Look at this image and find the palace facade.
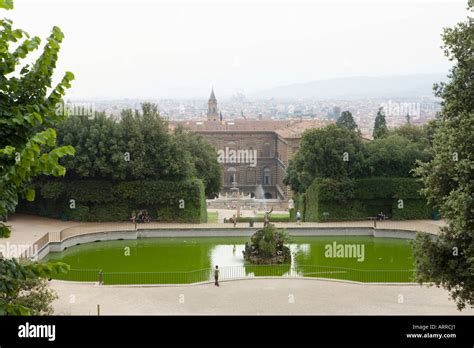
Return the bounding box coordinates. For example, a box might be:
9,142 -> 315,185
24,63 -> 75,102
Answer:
172,89 -> 330,201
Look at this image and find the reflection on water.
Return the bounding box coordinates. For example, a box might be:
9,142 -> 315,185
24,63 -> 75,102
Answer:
209,244 -> 245,267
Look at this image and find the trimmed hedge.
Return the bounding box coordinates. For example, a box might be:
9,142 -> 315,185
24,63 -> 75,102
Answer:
17,179 -> 207,223
289,194 -> 306,222
304,177 -> 434,222
391,199 -> 432,220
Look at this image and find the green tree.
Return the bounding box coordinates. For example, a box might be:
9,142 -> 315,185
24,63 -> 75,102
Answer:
118,104 -> 194,181
0,1 -> 72,315
283,157 -> 306,194
0,2 -> 75,237
55,104 -> 198,182
10,278 -> 58,315
284,124 -> 365,193
0,258 -> 68,315
373,107 -> 388,139
174,126 -> 223,197
365,134 -> 431,177
56,112 -> 124,180
336,110 -> 359,133
413,0 -> 474,310
393,124 -> 429,144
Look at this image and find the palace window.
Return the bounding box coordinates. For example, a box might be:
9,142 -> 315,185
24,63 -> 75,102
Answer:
263,167 -> 271,185
263,142 -> 271,157
227,167 -> 237,184
246,168 -> 256,184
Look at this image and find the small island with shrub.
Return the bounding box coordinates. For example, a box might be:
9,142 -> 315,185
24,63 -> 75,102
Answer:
243,224 -> 291,264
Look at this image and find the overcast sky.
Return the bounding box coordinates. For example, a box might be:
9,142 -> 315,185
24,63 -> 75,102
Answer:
7,0 -> 469,99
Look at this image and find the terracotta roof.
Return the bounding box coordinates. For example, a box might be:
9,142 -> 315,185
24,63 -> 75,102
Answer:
274,120 -> 333,138
170,119 -> 332,139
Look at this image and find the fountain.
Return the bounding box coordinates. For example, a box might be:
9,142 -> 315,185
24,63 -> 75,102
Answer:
243,223 -> 291,264
229,180 -> 240,219
206,183 -> 277,213
255,184 -> 266,210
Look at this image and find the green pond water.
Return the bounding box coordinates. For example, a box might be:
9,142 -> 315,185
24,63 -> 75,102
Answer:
46,236 -> 415,284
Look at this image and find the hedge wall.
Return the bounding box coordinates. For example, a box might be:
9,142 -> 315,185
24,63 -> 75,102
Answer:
289,193 -> 306,221
17,179 -> 207,223
304,177 -> 434,222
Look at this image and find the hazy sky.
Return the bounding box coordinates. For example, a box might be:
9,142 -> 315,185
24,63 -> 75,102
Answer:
7,0 -> 469,98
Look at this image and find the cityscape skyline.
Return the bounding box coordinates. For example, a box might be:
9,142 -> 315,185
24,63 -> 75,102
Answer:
68,87 -> 441,140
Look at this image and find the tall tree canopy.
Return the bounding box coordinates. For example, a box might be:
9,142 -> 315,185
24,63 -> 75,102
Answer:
55,112 -> 124,179
284,121 -> 433,194
364,134 -> 431,177
283,124 -> 365,193
393,122 -> 435,149
413,0 -> 474,310
0,2 -> 74,237
174,126 -> 223,197
54,104 -> 222,197
0,0 -> 70,315
56,105 -> 194,181
372,107 -> 388,139
336,110 -> 359,133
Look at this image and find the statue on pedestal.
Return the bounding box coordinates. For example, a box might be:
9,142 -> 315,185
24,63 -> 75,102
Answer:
263,207 -> 273,228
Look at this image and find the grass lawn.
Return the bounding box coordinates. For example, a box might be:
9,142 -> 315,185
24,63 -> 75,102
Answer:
207,211 -> 219,223
256,212 -> 290,218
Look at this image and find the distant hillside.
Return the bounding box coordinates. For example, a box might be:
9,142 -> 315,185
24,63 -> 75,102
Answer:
253,74 -> 447,99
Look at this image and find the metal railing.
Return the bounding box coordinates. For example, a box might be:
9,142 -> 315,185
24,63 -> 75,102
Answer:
51,268 -> 102,282
18,232 -> 49,261
50,264 -> 415,285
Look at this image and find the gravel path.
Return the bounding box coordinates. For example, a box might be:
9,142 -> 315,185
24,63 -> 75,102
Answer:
50,278 -> 471,315
5,215 -> 458,315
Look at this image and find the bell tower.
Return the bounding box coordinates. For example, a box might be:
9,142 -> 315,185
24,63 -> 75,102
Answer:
207,88 -> 218,121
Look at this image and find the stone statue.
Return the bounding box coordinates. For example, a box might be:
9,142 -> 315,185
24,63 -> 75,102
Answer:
263,207 -> 273,228
288,199 -> 294,210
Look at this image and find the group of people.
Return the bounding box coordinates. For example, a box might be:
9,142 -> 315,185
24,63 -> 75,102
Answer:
377,211 -> 387,221
130,210 -> 151,224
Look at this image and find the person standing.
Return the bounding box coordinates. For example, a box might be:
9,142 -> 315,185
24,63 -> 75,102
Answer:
378,211 -> 384,221
214,265 -> 220,287
296,210 -> 302,225
130,210 -> 137,230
